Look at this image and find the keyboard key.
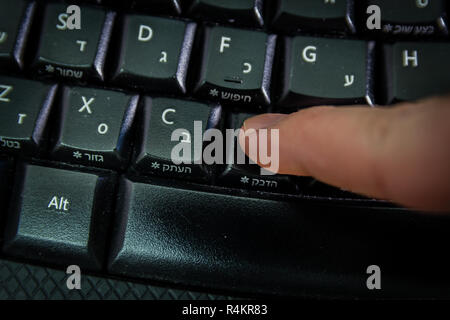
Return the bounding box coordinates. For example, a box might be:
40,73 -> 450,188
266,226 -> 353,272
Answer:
133,0 -> 183,15
271,0 -> 355,34
277,36 -> 374,109
51,86 -> 138,169
194,26 -> 276,107
32,3 -> 114,82
133,97 -> 221,181
0,0 -> 34,70
3,164 -> 115,270
111,14 -> 195,94
108,178 -> 450,297
187,0 -> 264,27
364,0 -> 448,36
383,42 -> 450,103
0,158 -> 13,221
218,113 -> 296,193
0,76 -> 57,156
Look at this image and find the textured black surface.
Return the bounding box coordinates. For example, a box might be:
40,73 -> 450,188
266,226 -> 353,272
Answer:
0,259 -> 238,300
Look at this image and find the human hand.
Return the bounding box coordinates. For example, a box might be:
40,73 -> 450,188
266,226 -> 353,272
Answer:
240,96 -> 450,212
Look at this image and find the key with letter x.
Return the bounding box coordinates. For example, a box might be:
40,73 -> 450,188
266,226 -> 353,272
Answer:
51,86 -> 138,169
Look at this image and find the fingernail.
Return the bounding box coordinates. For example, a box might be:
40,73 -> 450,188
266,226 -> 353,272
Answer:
243,114 -> 288,131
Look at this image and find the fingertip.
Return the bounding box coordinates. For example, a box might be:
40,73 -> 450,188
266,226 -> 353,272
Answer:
242,113 -> 288,131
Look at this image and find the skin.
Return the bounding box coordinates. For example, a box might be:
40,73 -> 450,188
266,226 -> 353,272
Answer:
240,95 -> 450,213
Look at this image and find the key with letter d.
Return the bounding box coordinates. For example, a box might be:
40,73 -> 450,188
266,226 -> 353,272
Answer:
0,76 -> 57,156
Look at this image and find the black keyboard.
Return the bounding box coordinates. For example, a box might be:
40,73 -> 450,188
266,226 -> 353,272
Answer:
1,0 -> 450,300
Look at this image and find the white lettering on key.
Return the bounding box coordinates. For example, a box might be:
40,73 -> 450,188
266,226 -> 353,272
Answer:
162,108 -> 176,125
160,51 -> 167,63
220,36 -> 231,53
243,62 -> 252,74
48,196 -> 70,212
97,123 -> 108,135
78,96 -> 94,114
56,6 -> 81,31
403,50 -> 418,67
302,46 -> 317,63
76,40 -> 87,52
0,138 -> 20,149
416,0 -> 429,8
56,13 -> 69,30
17,113 -> 27,124
138,25 -> 153,41
56,67 -> 83,78
0,85 -> 12,102
344,75 -> 355,87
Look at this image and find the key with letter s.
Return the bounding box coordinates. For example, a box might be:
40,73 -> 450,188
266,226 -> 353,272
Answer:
51,86 -> 138,170
32,3 -> 115,82
276,36 -> 375,109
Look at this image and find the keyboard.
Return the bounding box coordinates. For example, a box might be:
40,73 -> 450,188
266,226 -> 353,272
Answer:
1,0 -> 450,300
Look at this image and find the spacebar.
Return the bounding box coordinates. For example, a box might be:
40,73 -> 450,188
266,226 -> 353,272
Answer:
107,178 -> 450,298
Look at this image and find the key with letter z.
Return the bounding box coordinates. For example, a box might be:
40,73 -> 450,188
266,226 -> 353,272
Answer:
0,76 -> 57,156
